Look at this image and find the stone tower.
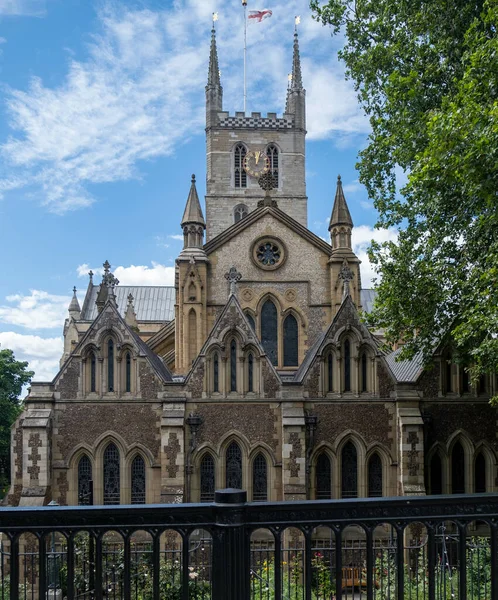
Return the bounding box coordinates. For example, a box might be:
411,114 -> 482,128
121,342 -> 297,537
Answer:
205,27 -> 307,241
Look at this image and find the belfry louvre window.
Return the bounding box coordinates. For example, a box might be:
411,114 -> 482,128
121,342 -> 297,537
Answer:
131,455 -> 146,504
368,453 -> 383,497
234,144 -> 247,188
234,204 -> 248,223
78,455 -> 92,505
103,443 -> 120,505
283,314 -> 298,367
266,144 -> 279,186
316,453 -> 331,499
261,300 -> 278,366
226,442 -> 242,489
200,454 -> 215,502
341,441 -> 358,498
252,453 -> 268,501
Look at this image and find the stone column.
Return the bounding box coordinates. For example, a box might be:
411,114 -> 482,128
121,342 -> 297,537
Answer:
397,389 -> 426,496
160,403 -> 186,503
281,403 -> 306,501
20,407 -> 53,505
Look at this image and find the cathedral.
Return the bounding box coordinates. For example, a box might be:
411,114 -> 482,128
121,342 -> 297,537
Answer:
7,28 -> 497,508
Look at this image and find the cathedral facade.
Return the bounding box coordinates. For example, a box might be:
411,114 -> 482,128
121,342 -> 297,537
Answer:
7,29 -> 497,508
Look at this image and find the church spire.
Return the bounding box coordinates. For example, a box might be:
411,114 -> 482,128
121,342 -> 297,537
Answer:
207,26 -> 221,88
329,175 -> 353,252
285,28 -> 305,130
181,175 -> 205,250
290,29 -> 303,90
206,24 -> 223,128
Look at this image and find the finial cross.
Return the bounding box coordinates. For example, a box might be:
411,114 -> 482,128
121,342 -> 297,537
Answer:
224,266 -> 242,296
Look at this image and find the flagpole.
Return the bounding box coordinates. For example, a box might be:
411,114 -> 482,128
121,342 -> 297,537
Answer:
242,0 -> 247,113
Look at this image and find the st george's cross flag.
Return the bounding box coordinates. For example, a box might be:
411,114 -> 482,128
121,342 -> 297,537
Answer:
248,9 -> 272,22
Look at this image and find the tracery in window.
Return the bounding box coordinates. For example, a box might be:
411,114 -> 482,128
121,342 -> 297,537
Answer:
125,352 -> 131,393
361,352 -> 367,392
200,454 -> 215,502
248,353 -> 254,392
368,453 -> 383,497
430,453 -> 443,494
266,144 -> 279,187
107,339 -> 114,392
451,441 -> 465,494
316,453 -> 331,500
344,340 -> 351,392
230,340 -> 237,392
226,442 -> 242,489
252,453 -> 267,501
103,443 -> 120,505
90,352 -> 96,393
234,204 -> 248,223
234,144 -> 247,188
475,452 -> 486,493
327,352 -> 333,392
261,300 -> 278,366
78,455 -> 92,505
131,455 -> 146,504
213,353 -> 219,393
283,314 -> 298,367
341,441 -> 357,498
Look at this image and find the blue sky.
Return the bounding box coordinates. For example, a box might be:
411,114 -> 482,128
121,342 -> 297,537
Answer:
0,0 -> 397,381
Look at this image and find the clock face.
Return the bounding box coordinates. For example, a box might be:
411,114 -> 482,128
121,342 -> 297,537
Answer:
243,150 -> 270,178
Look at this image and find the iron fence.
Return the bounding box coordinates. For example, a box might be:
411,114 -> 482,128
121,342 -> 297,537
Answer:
0,490 -> 497,600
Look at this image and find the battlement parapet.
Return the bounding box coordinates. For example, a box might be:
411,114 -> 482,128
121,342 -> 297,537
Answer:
217,111 -> 294,129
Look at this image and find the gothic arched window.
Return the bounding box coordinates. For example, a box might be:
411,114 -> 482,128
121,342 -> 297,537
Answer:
327,352 -> 333,392
90,353 -> 96,393
245,312 -> 256,331
316,453 -> 331,499
368,453 -> 383,497
107,339 -> 114,392
103,443 -> 120,505
344,340 -> 351,392
266,144 -> 279,186
131,455 -> 146,504
234,204 -> 248,223
226,442 -> 242,489
430,453 -> 443,494
283,314 -> 298,367
213,353 -> 219,393
475,452 -> 486,493
234,144 -> 247,188
230,340 -> 237,392
361,352 -> 368,392
252,453 -> 268,501
341,441 -> 358,498
125,352 -> 131,393
445,356 -> 453,393
451,441 -> 465,494
78,455 -> 92,505
200,454 -> 215,502
248,353 -> 254,393
261,300 -> 278,366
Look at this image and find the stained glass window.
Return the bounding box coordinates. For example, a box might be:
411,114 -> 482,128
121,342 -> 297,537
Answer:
368,453 -> 383,497
226,442 -> 242,489
131,455 -> 146,504
103,443 -> 120,505
230,340 -> 237,392
234,204 -> 248,223
200,454 -> 215,502
430,453 -> 443,494
316,453 -> 331,499
261,300 -> 278,366
234,144 -> 247,188
248,353 -> 254,392
341,441 -> 357,498
107,339 -> 114,392
475,452 -> 486,493
266,144 -> 279,186
245,312 -> 255,331
213,353 -> 219,393
125,352 -> 131,393
451,441 -> 465,494
327,353 -> 333,392
253,453 -> 267,501
283,314 -> 298,367
90,353 -> 96,393
344,340 -> 351,392
361,353 -> 367,392
256,242 -> 281,267
78,455 -> 92,505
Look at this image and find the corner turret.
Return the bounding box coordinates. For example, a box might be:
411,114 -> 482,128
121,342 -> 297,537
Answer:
329,175 -> 353,252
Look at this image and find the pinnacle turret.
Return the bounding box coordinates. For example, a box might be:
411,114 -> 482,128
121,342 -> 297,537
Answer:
180,175 -> 206,251
329,175 -> 353,252
68,286 -> 81,319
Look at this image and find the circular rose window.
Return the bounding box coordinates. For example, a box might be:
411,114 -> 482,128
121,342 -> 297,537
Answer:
251,237 -> 286,270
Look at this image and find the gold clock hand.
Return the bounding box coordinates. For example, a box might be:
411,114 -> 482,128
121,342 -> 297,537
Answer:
255,151 -> 260,164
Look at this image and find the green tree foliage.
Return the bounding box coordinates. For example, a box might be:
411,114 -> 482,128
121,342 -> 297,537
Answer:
0,348 -> 33,496
311,0 -> 498,395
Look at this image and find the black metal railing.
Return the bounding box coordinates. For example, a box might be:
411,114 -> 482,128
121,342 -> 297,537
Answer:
1,490 -> 498,600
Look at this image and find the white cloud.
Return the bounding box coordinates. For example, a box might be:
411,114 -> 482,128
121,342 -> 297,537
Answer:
0,331 -> 62,382
168,234 -> 184,241
0,0 -> 366,212
77,261 -> 175,286
343,179 -> 363,194
0,0 -> 45,16
0,289 -> 70,329
353,224 -> 398,288
0,37 -> 7,43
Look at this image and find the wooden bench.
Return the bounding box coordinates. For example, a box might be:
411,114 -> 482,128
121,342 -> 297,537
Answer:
341,567 -> 380,589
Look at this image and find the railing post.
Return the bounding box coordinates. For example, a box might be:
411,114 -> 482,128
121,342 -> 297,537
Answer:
212,489 -> 249,600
